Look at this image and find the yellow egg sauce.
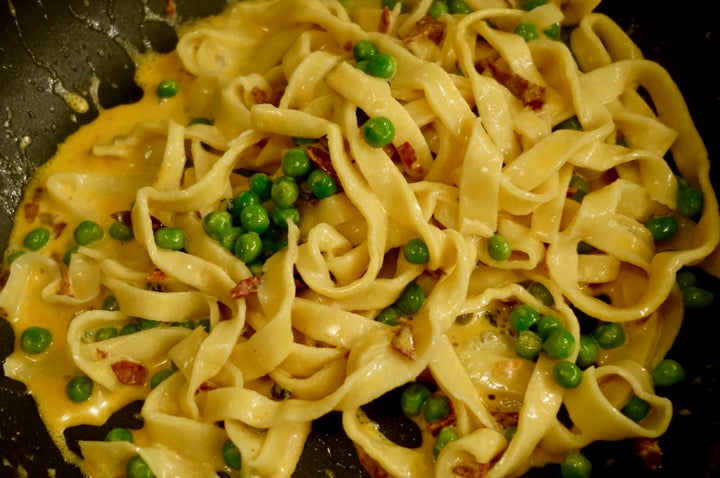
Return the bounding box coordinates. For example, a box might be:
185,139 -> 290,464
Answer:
1,44 -> 199,467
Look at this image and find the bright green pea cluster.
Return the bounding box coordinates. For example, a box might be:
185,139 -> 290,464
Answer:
202,143 -> 338,269
353,40 -> 397,79
427,0 -> 473,18
509,303 -> 586,388
375,281 -> 425,325
400,383 -> 458,457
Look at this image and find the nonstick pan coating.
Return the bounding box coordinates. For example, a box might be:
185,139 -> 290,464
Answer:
1,1 -> 719,476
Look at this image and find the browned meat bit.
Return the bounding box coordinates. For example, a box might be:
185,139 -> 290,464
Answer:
306,143 -> 341,187
476,58 -> 546,110
395,141 -> 425,176
111,360 -> 148,385
491,410 -> 519,429
631,436 -> 663,471
427,402 -> 457,436
378,6 -> 393,34
452,461 -> 492,478
23,201 -> 40,223
404,15 -> 446,45
231,275 -> 263,299
146,268 -> 167,283
251,86 -> 280,107
164,0 -> 176,16
356,445 -> 393,478
391,322 -> 417,360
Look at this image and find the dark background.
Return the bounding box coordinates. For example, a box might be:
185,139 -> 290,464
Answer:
1,0 -> 719,477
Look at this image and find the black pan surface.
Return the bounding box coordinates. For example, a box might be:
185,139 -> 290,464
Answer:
1,1 -> 719,477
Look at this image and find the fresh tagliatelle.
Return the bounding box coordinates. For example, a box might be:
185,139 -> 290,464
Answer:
2,0 -> 719,477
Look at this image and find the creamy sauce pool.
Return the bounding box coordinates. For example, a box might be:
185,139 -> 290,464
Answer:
2,48 -> 197,464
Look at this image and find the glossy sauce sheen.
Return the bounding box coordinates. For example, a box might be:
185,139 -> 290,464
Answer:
4,49 -> 196,463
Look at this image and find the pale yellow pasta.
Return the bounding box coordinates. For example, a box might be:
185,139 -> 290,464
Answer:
1,0 -> 718,477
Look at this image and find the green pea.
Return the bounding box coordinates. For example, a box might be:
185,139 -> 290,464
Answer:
509,304 -> 540,332
515,330 -> 542,360
126,454 -> 154,478
108,220 -> 133,241
576,334 -> 599,369
102,295 -> 120,311
652,359 -> 685,387
365,53 -> 397,79
576,240 -> 594,254
375,305 -> 401,326
281,148 -> 312,178
156,79 -> 179,98
428,0 -> 448,19
395,281 -> 425,315
353,40 -> 379,62
527,282 -> 554,306
553,116 -> 583,131
645,216 -> 677,242
140,318 -> 161,330
20,326 -> 53,354
120,323 -> 141,335
239,204 -> 270,234
560,451 -> 592,478
543,23 -> 561,39
682,286 -> 714,309
504,427 -> 517,441
248,173 -> 273,202
171,320 -> 196,330
542,328 -> 575,359
271,206 -> 301,228
514,22 -> 539,41
433,426 -> 459,457
292,136 -> 316,147
105,427 -> 133,443
62,244 -> 79,265
487,234 -> 511,261
568,173 -> 588,202
553,360 -> 583,388
74,220 -> 104,246
197,318 -> 211,332
94,327 -> 118,342
536,315 -> 562,340
222,439 -> 242,470
271,176 -> 300,208
203,210 -> 234,241
234,231 -> 263,264
66,375 -> 93,403
6,250 -> 25,263
307,169 -> 339,199
447,0 -> 472,13
621,394 -> 650,422
220,226 -> 244,252
592,322 -> 625,349
24,227 -> 51,251
676,186 -> 703,217
154,227 -> 185,251
403,238 -> 430,264
422,395 -> 450,422
518,0 -> 548,10
676,270 -> 696,289
400,382 -> 431,416
189,117 -> 212,125
362,117 -> 396,148
230,191 -> 261,219
150,368 -> 175,389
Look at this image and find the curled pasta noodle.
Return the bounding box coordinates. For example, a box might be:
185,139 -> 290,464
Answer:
1,0 -> 718,477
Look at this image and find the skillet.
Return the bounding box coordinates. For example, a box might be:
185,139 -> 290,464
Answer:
0,0 -> 718,476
